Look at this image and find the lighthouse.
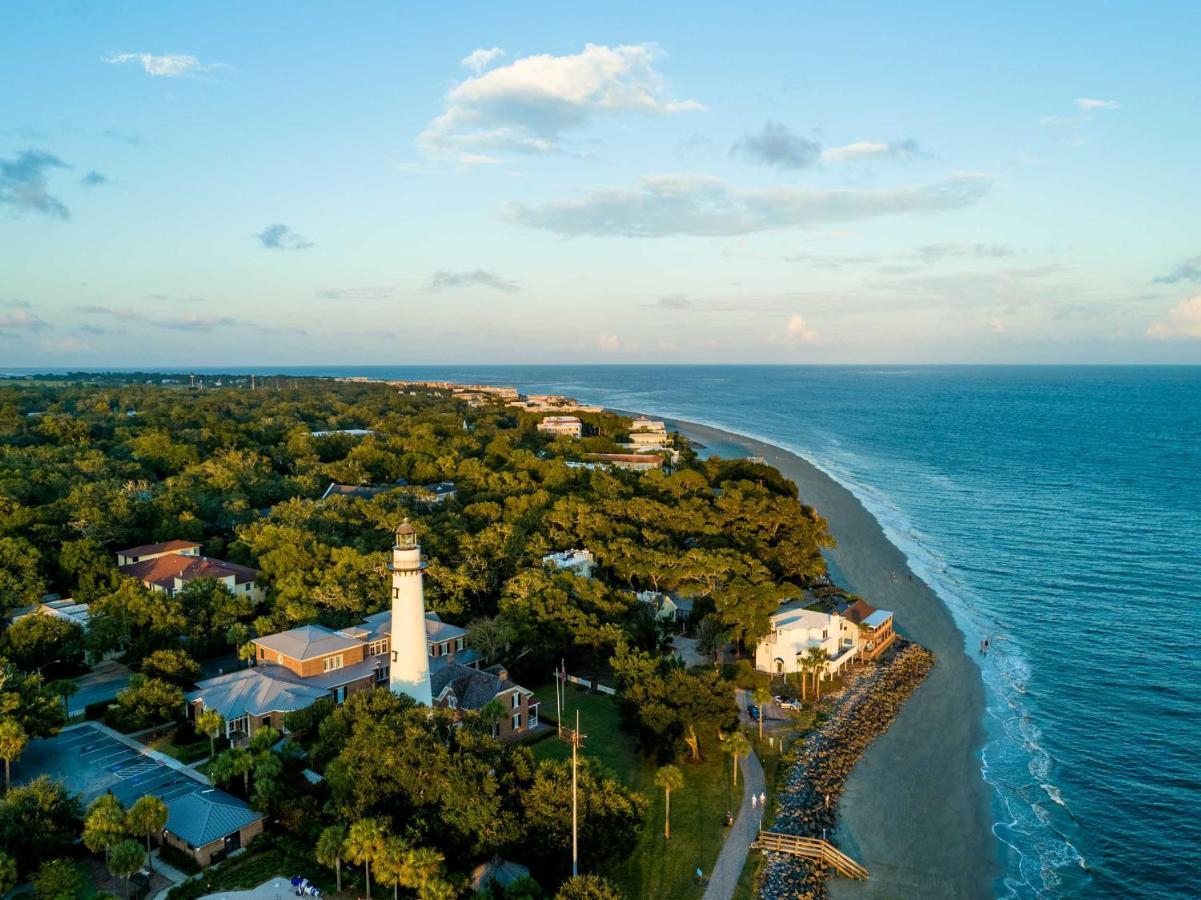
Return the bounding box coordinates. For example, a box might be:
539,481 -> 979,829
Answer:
388,520 -> 432,705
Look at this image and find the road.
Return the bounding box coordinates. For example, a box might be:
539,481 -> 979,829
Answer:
68,659 -> 132,715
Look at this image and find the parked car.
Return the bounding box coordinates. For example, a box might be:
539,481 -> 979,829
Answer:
777,697 -> 803,711
747,704 -> 762,721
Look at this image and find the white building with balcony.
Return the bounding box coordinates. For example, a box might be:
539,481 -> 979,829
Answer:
754,601 -> 859,678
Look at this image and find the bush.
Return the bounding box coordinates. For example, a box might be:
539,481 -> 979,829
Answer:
157,843 -> 203,876
84,700 -> 112,721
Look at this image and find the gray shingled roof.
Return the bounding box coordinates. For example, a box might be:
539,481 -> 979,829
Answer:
431,662 -> 523,710
166,789 -> 262,848
186,668 -> 328,719
255,625 -> 361,661
360,610 -> 466,644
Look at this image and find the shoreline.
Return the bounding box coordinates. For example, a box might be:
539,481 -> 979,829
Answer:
668,417 -> 999,899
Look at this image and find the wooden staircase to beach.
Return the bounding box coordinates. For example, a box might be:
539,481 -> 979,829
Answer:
752,830 -> 869,880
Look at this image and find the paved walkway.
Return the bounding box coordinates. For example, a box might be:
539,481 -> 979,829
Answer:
703,692 -> 768,900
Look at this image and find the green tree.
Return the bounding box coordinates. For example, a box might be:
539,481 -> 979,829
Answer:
237,641 -> 257,668
210,747 -> 254,795
803,646 -> 827,701
752,685 -> 772,740
195,707 -> 225,758
653,764 -> 684,840
521,758 -> 647,877
554,874 -> 623,900
373,835 -> 409,900
0,851 -> 15,895
0,776 -> 84,875
48,679 -> 79,718
345,817 -> 388,900
108,839 -> 144,900
316,823 -> 348,894
126,794 -> 167,875
33,857 -> 86,899
114,676 -> 184,737
83,793 -> 127,864
723,730 -> 751,789
140,649 -> 202,687
0,718 -> 27,791
0,657 -> 68,738
3,615 -> 85,674
0,537 -> 46,615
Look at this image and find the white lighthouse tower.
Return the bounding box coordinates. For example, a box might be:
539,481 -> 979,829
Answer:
388,520 -> 432,705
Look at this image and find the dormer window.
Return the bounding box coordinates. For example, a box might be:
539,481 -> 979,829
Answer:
447,695 -> 457,710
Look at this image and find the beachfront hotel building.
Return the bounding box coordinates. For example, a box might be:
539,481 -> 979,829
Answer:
187,523 -> 535,742
537,415 -> 584,438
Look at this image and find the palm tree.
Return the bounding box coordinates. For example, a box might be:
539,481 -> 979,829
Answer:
345,817 -> 387,899
419,878 -> 456,900
210,747 -> 254,795
237,641 -> 257,669
804,646 -> 827,701
195,708 -> 224,759
109,839 -> 143,900
401,846 -> 444,894
0,718 -> 27,791
315,824 -> 347,894
83,793 -> 127,865
752,685 -> 772,740
48,679 -> 79,718
654,764 -> 684,839
126,795 -> 167,876
373,835 -> 410,900
723,730 -> 751,790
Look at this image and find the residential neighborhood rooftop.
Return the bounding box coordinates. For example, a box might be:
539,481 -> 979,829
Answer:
165,789 -> 264,850
119,554 -> 258,589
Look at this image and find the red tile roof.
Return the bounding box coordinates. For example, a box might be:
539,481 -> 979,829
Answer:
116,539 -> 201,558
587,453 -> 664,466
120,553 -> 257,589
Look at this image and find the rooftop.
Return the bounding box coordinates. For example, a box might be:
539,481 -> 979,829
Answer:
254,625 -> 361,661
431,662 -> 526,711
186,668 -> 329,720
116,539 -> 201,559
119,553 -> 257,589
165,788 -> 263,848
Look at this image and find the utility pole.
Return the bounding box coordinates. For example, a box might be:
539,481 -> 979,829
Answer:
572,709 -> 579,879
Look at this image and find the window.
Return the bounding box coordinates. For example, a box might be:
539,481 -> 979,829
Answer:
323,655 -> 344,672
512,713 -> 522,731
258,648 -> 265,659
511,693 -> 520,709
447,696 -> 457,710
375,666 -> 388,683
244,583 -> 251,593
368,640 -> 388,657
456,637 -> 464,651
440,642 -> 450,656
334,686 -> 346,704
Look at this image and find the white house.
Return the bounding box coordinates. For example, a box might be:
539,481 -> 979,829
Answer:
537,416 -> 583,438
754,601 -> 859,678
542,549 -> 595,578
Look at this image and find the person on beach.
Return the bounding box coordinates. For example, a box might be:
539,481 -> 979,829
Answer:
751,794 -> 757,811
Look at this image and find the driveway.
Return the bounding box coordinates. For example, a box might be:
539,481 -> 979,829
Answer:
69,660 -> 132,715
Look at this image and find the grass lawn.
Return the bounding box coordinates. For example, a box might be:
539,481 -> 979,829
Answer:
532,683 -> 742,899
147,727 -> 211,765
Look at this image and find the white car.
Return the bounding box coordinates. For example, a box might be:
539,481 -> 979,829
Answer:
776,697 -> 803,711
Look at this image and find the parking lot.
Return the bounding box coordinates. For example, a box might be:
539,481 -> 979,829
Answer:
14,722 -> 205,807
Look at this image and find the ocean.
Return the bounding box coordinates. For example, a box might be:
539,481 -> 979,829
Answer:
14,364 -> 1201,897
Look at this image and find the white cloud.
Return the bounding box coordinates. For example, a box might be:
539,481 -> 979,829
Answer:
988,318 -> 1005,333
1147,295 -> 1201,339
462,47 -> 504,73
504,173 -> 990,237
732,123 -> 821,169
427,269 -> 520,292
419,43 -> 702,162
1041,98 -> 1120,127
0,308 -> 49,332
596,333 -> 640,353
785,315 -> 819,342
1076,98 -> 1120,111
104,52 -> 218,78
821,139 -> 927,163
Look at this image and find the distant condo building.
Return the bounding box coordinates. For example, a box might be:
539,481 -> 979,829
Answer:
586,452 -> 664,472
537,415 -> 584,438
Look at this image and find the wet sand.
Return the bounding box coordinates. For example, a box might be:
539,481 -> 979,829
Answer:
670,418 -> 999,899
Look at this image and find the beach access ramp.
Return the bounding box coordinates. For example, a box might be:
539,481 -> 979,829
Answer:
752,830 -> 869,880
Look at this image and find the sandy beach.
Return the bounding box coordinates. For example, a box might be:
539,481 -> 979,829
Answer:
671,418 -> 999,899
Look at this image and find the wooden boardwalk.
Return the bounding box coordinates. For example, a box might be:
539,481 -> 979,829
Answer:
752,830 -> 869,880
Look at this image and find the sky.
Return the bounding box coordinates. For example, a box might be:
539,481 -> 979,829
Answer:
2,1 -> 1200,366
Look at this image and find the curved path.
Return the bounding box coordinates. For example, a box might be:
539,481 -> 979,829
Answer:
704,693 -> 767,900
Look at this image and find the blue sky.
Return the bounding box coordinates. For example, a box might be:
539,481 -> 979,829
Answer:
2,1 -> 1200,365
